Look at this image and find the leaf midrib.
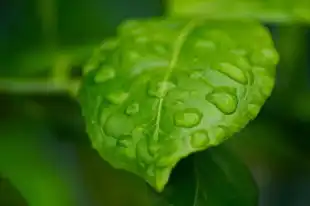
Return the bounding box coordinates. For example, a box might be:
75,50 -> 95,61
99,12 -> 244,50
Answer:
152,20 -> 198,141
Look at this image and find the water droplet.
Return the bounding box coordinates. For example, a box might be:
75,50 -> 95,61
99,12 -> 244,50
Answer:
247,104 -> 260,119
190,130 -> 209,149
206,91 -> 238,115
174,108 -> 202,128
106,91 -> 128,105
217,63 -> 248,85
148,81 -> 176,98
125,103 -> 140,115
94,67 -> 115,83
212,127 -> 226,143
251,48 -> 279,66
104,114 -> 134,138
117,136 -> 131,148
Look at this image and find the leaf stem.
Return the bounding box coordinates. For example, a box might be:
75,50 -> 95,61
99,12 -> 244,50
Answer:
0,78 -> 81,96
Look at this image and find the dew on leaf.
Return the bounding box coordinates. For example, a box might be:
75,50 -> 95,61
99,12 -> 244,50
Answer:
106,91 -> 128,105
125,103 -> 140,115
104,114 -> 134,138
94,67 -> 115,83
217,62 -> 248,85
212,127 -> 226,143
174,108 -> 202,128
190,129 -> 210,149
251,48 -> 279,66
206,91 -> 238,115
247,104 -> 260,119
148,81 -> 176,98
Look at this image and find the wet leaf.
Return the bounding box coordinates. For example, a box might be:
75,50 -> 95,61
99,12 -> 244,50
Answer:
79,18 -> 278,191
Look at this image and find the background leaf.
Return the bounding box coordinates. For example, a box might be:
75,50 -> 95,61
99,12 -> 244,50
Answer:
167,0 -> 310,23
147,144 -> 258,206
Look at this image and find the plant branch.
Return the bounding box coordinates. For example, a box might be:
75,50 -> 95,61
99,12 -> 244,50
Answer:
0,78 -> 80,96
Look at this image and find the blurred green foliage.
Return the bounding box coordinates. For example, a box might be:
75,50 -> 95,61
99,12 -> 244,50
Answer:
1,0 -> 310,206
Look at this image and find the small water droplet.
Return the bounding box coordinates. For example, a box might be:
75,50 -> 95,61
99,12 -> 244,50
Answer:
206,91 -> 238,115
174,108 -> 202,128
251,48 -> 279,66
104,114 -> 134,138
117,136 -> 131,148
217,63 -> 248,85
148,81 -> 176,98
94,67 -> 115,83
190,130 -> 209,149
212,127 -> 226,143
106,91 -> 128,105
125,103 -> 140,115
247,104 -> 260,119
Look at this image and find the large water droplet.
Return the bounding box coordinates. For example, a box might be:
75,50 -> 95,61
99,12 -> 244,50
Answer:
217,63 -> 248,85
190,130 -> 209,149
106,91 -> 128,105
104,114 -> 134,138
94,67 -> 115,83
174,108 -> 202,128
206,91 -> 238,115
148,81 -> 176,98
125,103 -> 140,115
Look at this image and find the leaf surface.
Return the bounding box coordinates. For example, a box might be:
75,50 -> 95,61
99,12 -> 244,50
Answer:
79,18 -> 278,191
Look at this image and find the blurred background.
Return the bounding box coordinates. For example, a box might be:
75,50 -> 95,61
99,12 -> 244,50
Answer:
0,0 -> 310,206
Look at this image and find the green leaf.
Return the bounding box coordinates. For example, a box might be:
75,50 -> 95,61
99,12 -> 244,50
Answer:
78,18 -> 278,191
167,0 -> 310,23
147,145 -> 258,206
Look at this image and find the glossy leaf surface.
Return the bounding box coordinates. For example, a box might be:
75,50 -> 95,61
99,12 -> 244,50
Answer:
167,0 -> 310,23
78,18 -> 278,191
147,145 -> 258,206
